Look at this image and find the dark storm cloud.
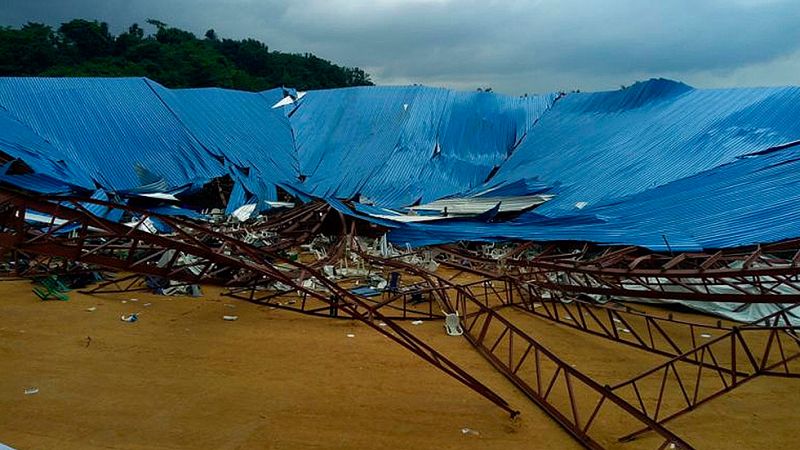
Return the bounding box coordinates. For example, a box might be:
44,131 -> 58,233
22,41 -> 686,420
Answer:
2,0 -> 799,94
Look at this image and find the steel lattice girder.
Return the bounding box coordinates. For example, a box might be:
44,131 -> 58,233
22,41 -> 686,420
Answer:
0,188 -> 517,416
435,244 -> 800,303
430,244 -> 800,445
353,244 -> 693,450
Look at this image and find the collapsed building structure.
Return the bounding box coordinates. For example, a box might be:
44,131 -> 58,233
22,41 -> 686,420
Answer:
0,76 -> 798,449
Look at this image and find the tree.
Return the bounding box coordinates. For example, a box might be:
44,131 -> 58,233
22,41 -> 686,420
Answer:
0,23 -> 59,74
0,18 -> 374,91
58,19 -> 114,60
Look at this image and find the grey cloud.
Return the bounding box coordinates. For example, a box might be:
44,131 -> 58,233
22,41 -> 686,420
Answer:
1,0 -> 799,94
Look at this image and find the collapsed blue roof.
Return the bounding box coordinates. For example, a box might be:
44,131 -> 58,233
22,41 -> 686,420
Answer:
290,85 -> 556,206
1,77 -> 800,251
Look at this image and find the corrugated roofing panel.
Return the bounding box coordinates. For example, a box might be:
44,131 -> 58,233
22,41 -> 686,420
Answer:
0,77 -> 224,190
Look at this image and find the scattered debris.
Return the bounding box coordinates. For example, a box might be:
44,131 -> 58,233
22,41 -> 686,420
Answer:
346,333 -> 355,338
120,313 -> 138,323
85,306 -> 97,312
223,315 -> 238,321
461,427 -> 480,437
411,320 -> 423,325
444,313 -> 463,336
23,387 -> 38,395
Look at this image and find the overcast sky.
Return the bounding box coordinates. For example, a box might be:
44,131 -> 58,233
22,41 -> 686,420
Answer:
2,0 -> 799,95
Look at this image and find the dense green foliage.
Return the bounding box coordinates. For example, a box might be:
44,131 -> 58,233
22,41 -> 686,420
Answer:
0,19 -> 373,90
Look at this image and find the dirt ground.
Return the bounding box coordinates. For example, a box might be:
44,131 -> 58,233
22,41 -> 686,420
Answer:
0,279 -> 796,449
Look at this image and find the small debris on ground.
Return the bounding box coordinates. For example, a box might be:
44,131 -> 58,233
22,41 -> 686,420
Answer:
223,315 -> 238,321
24,387 -> 39,395
143,302 -> 152,307
120,313 -> 138,323
85,306 -> 96,312
461,427 -> 480,437
346,333 -> 355,338
411,320 -> 423,325
700,333 -> 712,338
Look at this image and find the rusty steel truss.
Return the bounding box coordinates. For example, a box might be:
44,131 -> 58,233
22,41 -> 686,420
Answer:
0,188 -> 518,416
2,187 -> 800,450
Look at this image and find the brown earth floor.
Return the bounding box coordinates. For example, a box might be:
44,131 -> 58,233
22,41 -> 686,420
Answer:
0,279 -> 796,450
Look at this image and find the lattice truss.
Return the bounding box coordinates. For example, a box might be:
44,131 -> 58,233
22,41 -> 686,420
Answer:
0,187 -> 798,450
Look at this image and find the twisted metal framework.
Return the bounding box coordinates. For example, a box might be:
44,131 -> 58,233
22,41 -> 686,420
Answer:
0,188 -> 516,416
2,187 -> 800,450
355,246 -> 693,450
438,242 -> 800,303
432,244 -> 800,446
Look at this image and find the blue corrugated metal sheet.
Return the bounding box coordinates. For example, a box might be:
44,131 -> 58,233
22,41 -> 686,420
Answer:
151,84 -> 299,202
385,79 -> 800,251
289,85 -> 557,207
0,77 -> 224,191
0,108 -> 91,188
2,76 -> 800,254
492,79 -> 800,215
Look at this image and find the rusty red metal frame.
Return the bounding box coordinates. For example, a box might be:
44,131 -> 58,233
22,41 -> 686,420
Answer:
0,188 -> 517,416
437,243 -> 800,303
355,244 -> 693,450
3,187 -> 799,450
609,304 -> 800,442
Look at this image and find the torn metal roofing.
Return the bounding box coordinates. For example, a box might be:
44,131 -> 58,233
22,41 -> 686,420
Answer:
0,77 -> 224,191
289,85 -> 557,206
1,77 -> 800,252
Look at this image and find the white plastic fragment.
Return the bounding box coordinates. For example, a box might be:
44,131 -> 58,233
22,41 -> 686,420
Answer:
411,320 -> 424,325
461,427 -> 480,436
346,333 -> 355,338
223,315 -> 239,321
378,322 -> 387,327
24,387 -> 39,395
700,333 -> 712,338
120,313 -> 138,323
85,306 -> 97,312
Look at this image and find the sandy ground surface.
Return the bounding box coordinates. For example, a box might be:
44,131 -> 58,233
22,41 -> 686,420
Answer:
0,279 -> 796,449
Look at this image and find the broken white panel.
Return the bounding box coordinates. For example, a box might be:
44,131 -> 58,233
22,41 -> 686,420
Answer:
232,203 -> 257,222
409,194 -> 554,216
272,96 -> 295,109
124,217 -> 159,234
137,192 -> 179,201
265,201 -> 295,209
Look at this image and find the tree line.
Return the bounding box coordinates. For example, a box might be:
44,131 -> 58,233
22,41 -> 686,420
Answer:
0,19 -> 373,91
